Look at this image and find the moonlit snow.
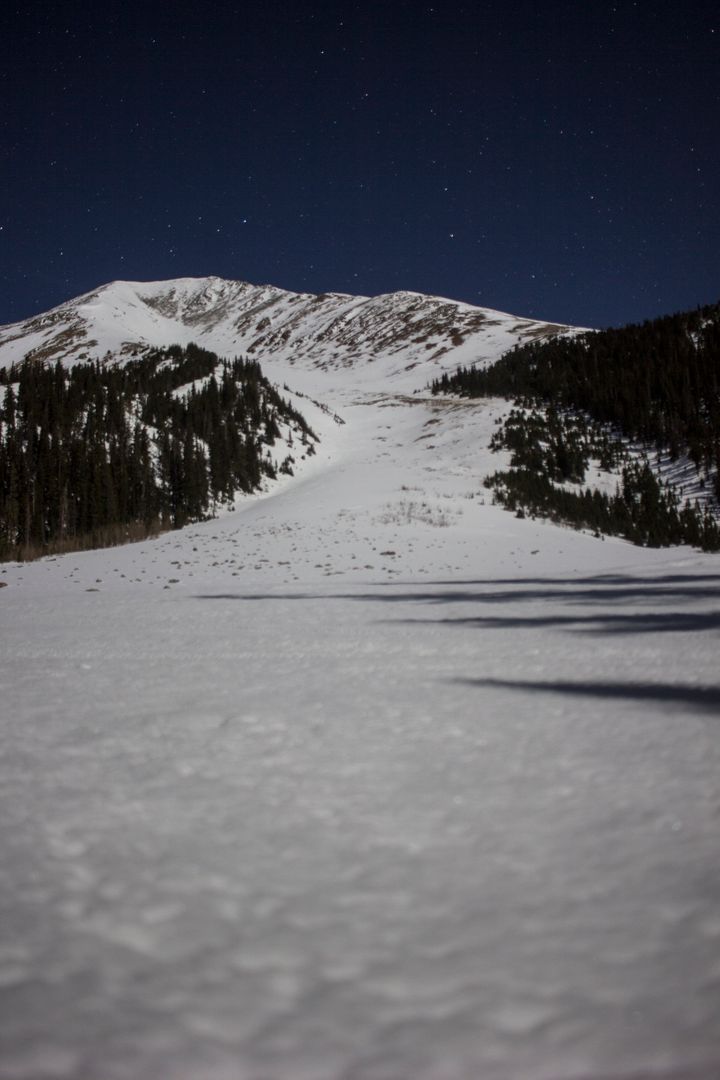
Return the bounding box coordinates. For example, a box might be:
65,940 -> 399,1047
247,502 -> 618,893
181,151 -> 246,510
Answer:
1,281 -> 719,1079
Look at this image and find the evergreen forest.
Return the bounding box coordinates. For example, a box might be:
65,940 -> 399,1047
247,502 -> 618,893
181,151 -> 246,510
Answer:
0,344 -> 317,560
432,302 -> 720,551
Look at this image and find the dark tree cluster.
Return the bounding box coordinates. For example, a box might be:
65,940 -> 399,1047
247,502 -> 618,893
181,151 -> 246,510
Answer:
432,301 -> 720,550
485,406 -> 720,548
485,464 -> 720,548
0,343 -> 317,560
489,406 -> 627,483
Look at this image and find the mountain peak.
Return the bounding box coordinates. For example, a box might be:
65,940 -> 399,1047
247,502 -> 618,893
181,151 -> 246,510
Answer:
0,276 -> 577,390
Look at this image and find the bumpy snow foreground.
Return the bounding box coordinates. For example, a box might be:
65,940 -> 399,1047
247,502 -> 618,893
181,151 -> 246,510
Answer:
2,287 -> 720,1080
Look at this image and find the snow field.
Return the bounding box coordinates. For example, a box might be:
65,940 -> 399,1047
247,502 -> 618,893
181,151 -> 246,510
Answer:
2,562 -> 719,1079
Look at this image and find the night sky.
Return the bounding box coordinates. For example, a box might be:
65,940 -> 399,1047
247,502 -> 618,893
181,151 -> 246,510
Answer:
2,0 -> 718,329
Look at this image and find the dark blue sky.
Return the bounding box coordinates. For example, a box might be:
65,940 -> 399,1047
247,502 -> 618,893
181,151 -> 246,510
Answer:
2,0 -> 718,328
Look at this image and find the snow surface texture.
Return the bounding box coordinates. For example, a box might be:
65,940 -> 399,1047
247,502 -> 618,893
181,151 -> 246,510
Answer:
1,280 -> 720,1079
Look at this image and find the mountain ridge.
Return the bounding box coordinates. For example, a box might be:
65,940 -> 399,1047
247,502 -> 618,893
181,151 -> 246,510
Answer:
0,276 -> 577,392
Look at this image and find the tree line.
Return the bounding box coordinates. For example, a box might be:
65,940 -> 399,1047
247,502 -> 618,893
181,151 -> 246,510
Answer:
483,406 -> 720,549
431,302 -> 720,550
0,343 -> 317,560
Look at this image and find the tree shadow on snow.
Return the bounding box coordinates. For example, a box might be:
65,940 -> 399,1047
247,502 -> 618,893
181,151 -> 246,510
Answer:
455,677 -> 720,714
191,574 -> 720,712
192,571 -> 720,638
386,609 -> 720,635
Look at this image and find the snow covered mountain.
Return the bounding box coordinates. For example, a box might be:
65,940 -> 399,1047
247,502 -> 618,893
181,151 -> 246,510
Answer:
0,276 -> 585,560
0,276 -> 574,391
2,281 -> 720,1079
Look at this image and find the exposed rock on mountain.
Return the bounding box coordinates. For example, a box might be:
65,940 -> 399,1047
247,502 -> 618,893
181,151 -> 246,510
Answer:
0,277 -> 574,390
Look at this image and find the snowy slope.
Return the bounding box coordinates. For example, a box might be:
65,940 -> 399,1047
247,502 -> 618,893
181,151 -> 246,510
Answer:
1,281 -> 719,1080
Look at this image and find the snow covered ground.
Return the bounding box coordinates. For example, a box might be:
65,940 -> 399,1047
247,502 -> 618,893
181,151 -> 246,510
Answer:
2,372 -> 720,1078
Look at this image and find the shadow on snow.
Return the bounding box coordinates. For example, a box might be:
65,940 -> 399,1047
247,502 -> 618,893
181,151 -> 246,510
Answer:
191,572 -> 720,637
454,677 -> 720,714
191,572 -> 720,714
